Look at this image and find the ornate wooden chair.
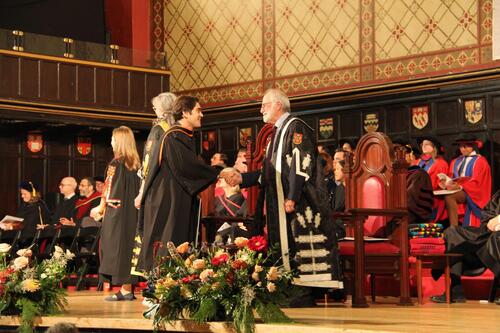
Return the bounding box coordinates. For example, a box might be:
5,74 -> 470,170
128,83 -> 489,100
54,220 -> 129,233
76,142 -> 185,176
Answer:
338,132 -> 412,307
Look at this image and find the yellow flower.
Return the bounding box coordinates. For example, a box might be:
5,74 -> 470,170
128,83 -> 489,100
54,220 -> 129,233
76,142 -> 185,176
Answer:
180,285 -> 192,298
159,276 -> 177,289
22,279 -> 40,292
254,264 -> 263,273
266,266 -> 279,281
192,259 -> 205,270
251,271 -> 260,281
234,237 -> 249,248
267,282 -> 276,293
200,269 -> 214,282
176,242 -> 189,254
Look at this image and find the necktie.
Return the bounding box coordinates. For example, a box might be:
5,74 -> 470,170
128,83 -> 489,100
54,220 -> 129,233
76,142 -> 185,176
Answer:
458,156 -> 469,176
265,126 -> 278,181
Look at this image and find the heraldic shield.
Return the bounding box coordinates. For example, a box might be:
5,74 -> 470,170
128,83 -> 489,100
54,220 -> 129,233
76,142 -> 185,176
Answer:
411,106 -> 429,129
465,99 -> 483,124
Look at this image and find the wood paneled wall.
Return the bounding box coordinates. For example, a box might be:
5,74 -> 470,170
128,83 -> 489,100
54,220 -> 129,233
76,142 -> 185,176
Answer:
0,124 -> 146,217
200,77 -> 500,193
0,50 -> 169,128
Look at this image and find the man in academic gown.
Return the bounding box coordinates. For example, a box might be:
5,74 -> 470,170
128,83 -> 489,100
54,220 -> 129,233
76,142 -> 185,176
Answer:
431,189 -> 500,303
442,134 -> 491,227
225,89 -> 343,293
415,137 -> 448,222
137,96 -> 220,272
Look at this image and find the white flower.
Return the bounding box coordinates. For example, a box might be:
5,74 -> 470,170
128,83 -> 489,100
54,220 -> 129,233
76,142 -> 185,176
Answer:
0,243 -> 11,253
254,264 -> 263,273
13,256 -> 29,270
16,248 -> 32,257
54,245 -> 64,254
40,273 -> 47,279
251,271 -> 260,281
65,249 -> 75,260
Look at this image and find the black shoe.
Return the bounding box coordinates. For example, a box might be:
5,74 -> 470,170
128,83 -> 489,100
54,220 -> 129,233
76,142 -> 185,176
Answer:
429,292 -> 466,303
495,297 -> 500,305
105,291 -> 136,301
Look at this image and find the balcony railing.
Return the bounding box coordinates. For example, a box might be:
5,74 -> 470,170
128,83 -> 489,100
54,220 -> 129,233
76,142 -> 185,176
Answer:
0,27 -> 168,70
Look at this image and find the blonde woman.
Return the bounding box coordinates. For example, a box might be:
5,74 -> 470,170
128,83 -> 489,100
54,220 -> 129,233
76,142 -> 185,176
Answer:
91,126 -> 140,301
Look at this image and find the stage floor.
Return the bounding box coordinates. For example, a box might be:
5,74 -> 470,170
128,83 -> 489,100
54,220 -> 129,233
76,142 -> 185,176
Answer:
0,291 -> 499,333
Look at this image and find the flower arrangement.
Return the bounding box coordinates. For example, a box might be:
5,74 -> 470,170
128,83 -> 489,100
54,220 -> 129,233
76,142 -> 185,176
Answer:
145,236 -> 295,333
0,244 -> 74,333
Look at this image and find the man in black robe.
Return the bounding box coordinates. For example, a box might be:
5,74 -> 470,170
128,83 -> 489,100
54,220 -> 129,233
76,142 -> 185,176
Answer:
225,89 -> 343,293
431,190 -> 500,303
137,96 -> 220,272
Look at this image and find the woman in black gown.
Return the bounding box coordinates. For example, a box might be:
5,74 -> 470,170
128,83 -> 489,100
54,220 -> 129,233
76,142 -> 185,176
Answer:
91,126 -> 140,301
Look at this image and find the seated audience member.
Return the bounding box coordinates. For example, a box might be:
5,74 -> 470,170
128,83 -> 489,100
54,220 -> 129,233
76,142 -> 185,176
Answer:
332,160 -> 345,211
442,134 -> 491,227
407,166 -> 434,224
53,177 -> 79,228
416,137 -> 448,221
233,148 -> 248,173
215,168 -> 247,218
45,322 -> 79,333
74,177 -> 101,227
339,139 -> 355,153
215,167 -> 248,242
431,189 -> 500,303
93,176 -> 105,194
0,181 -> 50,245
332,147 -> 346,168
211,152 -> 228,168
319,152 -> 335,209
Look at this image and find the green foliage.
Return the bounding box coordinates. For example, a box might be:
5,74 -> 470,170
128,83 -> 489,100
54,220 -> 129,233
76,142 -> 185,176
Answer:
146,240 -> 294,333
0,245 -> 73,333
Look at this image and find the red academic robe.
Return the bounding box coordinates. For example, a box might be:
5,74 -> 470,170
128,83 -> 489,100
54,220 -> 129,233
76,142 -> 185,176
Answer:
417,156 -> 448,222
448,154 -> 491,227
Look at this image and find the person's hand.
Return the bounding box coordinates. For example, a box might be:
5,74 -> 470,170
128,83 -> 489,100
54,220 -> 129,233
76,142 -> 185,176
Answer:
59,217 -> 75,226
134,192 -> 142,209
90,206 -> 104,221
220,169 -> 242,187
284,199 -> 296,213
438,179 -> 446,189
487,217 -> 500,232
0,222 -> 8,230
445,182 -> 460,190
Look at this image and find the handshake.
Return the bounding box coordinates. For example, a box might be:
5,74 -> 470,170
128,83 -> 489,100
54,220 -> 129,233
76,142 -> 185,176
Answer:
219,167 -> 243,187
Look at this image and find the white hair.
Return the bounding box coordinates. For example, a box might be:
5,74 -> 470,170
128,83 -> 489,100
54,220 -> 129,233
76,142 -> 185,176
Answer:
263,88 -> 290,112
152,92 -> 177,125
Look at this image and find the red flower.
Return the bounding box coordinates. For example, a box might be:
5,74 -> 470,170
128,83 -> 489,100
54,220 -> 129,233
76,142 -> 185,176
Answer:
231,259 -> 247,270
247,236 -> 267,252
211,253 -> 229,266
181,274 -> 198,284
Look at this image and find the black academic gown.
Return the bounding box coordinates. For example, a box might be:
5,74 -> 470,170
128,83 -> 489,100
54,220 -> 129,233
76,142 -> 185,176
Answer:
242,115 -> 343,288
407,166 -> 434,224
444,189 -> 500,277
99,158 -> 140,284
137,125 -> 220,272
15,200 -> 50,242
137,120 -> 170,235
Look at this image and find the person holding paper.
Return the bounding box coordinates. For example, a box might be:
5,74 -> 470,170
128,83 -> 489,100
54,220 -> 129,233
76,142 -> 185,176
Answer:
0,182 -> 50,245
441,134 -> 491,227
416,137 -> 448,222
431,189 -> 500,303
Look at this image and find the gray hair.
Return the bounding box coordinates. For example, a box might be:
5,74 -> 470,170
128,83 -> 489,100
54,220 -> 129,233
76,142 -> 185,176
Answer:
152,92 -> 177,125
263,88 -> 290,113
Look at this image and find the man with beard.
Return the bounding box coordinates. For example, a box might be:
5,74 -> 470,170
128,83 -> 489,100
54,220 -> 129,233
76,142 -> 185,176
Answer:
224,89 -> 343,304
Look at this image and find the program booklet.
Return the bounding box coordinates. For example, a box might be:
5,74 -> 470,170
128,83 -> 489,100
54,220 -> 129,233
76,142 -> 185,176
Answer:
0,215 -> 24,224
